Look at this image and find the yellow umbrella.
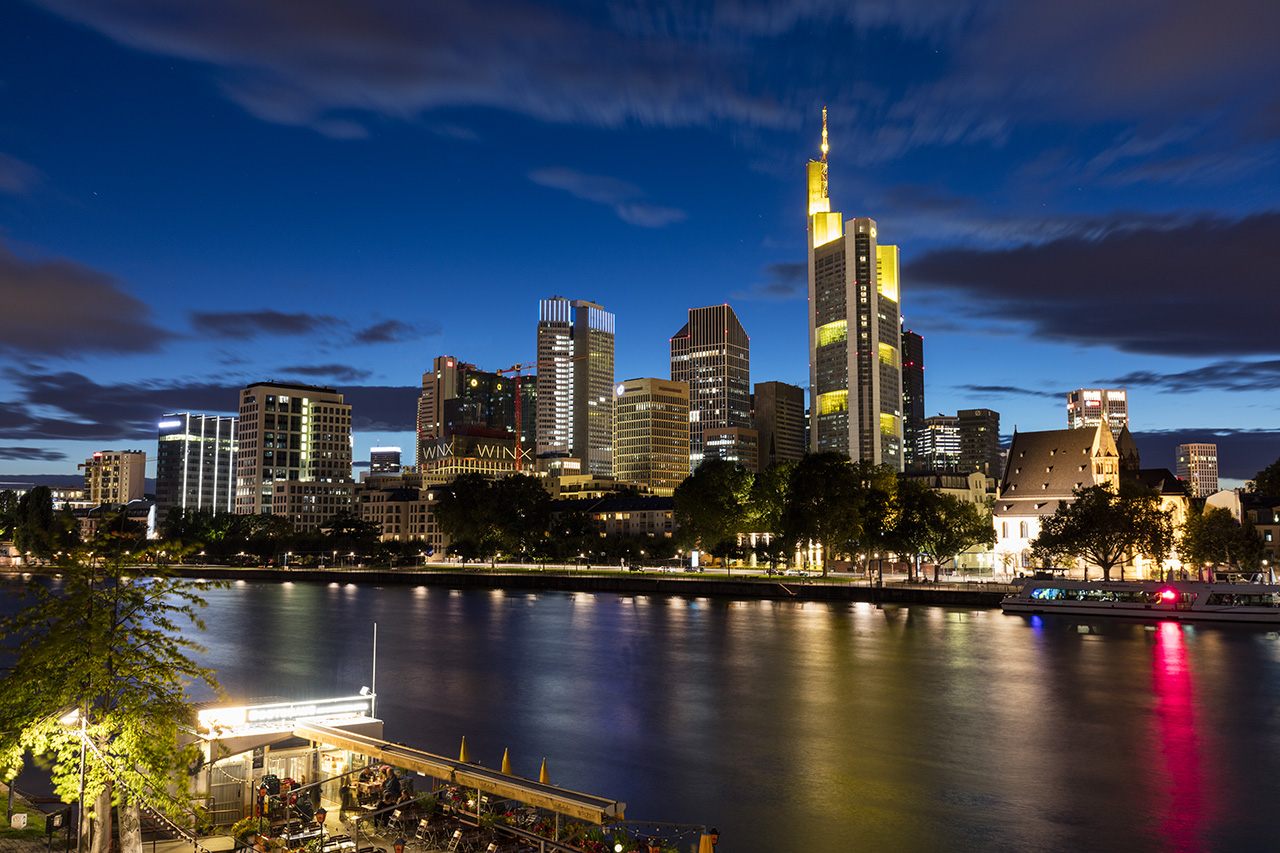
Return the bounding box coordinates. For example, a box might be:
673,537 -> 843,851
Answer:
500,748 -> 511,775
459,736 -> 470,763
539,758 -> 549,785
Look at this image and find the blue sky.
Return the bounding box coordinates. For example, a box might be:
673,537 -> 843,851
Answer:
2,0 -> 1279,485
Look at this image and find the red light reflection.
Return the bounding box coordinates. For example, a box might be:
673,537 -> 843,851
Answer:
1150,622 -> 1209,848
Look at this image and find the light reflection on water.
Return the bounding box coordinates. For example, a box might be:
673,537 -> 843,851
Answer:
12,578 -> 1280,852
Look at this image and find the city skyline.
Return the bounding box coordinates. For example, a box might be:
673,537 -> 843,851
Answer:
2,1 -> 1279,486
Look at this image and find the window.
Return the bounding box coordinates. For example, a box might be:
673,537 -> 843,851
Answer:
1019,521 -> 1029,538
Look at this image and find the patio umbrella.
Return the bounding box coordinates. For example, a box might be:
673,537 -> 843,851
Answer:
501,749 -> 511,775
459,737 -> 471,763
539,759 -> 549,785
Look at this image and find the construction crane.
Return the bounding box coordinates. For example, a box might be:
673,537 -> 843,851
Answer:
497,354 -> 587,472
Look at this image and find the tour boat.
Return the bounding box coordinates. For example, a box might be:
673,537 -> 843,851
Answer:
1001,576 -> 1280,623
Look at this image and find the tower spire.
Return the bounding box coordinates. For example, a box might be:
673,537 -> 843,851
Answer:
821,106 -> 828,163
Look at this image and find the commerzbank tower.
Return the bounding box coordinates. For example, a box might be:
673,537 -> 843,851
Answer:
806,109 -> 904,471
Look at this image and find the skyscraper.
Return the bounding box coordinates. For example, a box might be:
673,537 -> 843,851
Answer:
613,377 -> 690,495
369,446 -> 402,475
416,355 -> 526,476
752,381 -> 806,471
234,381 -> 353,531
155,413 -> 237,517
1067,388 -> 1128,438
1176,443 -> 1219,498
536,297 -> 615,476
901,327 -> 925,470
670,304 -> 751,471
918,415 -> 960,472
807,110 -> 904,469
958,408 -> 1002,477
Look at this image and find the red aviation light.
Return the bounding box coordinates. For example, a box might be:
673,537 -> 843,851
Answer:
1160,589 -> 1177,602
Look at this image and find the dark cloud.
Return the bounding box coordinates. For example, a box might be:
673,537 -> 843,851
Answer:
353,319 -> 438,345
906,213 -> 1280,357
0,447 -> 68,462
733,262 -> 806,301
342,386 -> 419,432
1104,361 -> 1280,394
1131,428 -> 1280,482
956,384 -> 1059,400
0,153 -> 44,195
278,365 -> 373,384
529,168 -> 686,228
0,243 -> 176,357
190,310 -> 342,340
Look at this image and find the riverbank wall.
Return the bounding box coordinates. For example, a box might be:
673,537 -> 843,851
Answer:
162,566 -> 1008,607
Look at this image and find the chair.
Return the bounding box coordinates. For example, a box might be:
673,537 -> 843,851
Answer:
445,829 -> 463,852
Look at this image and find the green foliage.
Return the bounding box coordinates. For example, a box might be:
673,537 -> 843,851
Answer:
673,458 -> 754,565
890,480 -> 995,570
13,486 -> 75,559
0,543 -> 224,847
1178,506 -> 1264,570
231,816 -> 270,840
434,473 -> 552,562
781,453 -> 863,572
1031,480 -> 1174,580
1251,456 -> 1280,497
0,489 -> 18,540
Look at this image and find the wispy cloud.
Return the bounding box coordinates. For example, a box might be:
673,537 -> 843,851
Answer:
733,262 -> 806,301
0,153 -> 44,195
189,310 -> 343,340
1105,360 -> 1280,394
528,167 -> 686,228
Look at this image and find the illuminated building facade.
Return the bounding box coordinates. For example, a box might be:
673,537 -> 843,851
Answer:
670,304 -> 751,471
919,415 -> 960,472
613,378 -> 690,495
415,355 -> 527,475
902,328 -> 925,470
806,111 -> 904,469
369,446 -> 401,475
235,382 -> 353,531
155,413 -> 237,517
1067,388 -> 1128,438
704,426 -> 759,472
80,449 -> 147,506
752,381 -> 806,472
1176,443 -> 1219,498
536,297 -> 615,476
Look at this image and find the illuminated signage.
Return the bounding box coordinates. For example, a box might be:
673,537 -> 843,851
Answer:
158,419 -> 183,429
197,695 -> 372,733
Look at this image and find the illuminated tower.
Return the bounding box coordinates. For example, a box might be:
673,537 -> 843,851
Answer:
806,109 -> 904,468
536,297 -> 615,476
155,413 -> 238,516
1067,388 -> 1128,438
670,304 -> 751,471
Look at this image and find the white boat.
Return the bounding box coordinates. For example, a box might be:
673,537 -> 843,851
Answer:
1001,576 -> 1280,623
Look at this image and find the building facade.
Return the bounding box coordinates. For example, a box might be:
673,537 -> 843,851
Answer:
417,355 -> 527,472
958,408 -> 1002,478
807,112 -> 904,469
536,297 -> 615,476
918,415 -> 960,472
80,450 -> 147,506
369,446 -> 402,475
1176,443 -> 1219,498
751,381 -> 806,472
234,382 -> 354,531
670,304 -> 751,471
1067,388 -> 1128,438
155,413 -> 238,517
901,327 -> 925,470
703,426 -> 759,472
613,378 -> 690,495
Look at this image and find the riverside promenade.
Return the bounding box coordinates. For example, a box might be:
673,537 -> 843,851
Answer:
166,564 -> 1012,607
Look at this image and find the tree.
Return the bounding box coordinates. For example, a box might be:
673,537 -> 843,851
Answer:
921,495 -> 996,577
673,459 -> 753,570
1031,481 -> 1174,581
14,486 -> 56,560
0,490 -> 18,540
847,462 -> 899,570
747,462 -> 796,570
0,543 -> 221,853
781,453 -> 863,575
1251,456 -> 1280,497
1178,506 -> 1264,572
492,475 -> 552,560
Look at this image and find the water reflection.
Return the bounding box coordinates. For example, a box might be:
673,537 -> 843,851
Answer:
1149,622 -> 1209,850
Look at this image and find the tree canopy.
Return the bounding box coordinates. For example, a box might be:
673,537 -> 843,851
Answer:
1251,456 -> 1280,497
1031,481 -> 1174,580
1178,506 -> 1264,571
0,541 -> 221,853
673,458 -> 753,566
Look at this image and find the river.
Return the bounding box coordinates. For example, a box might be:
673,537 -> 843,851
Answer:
181,579 -> 1280,852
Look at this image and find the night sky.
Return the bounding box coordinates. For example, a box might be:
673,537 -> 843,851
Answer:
2,0 -> 1278,485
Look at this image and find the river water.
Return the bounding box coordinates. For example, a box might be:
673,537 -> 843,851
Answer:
10,577 -> 1280,851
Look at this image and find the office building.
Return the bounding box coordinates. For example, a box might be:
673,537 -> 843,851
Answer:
752,381 -> 806,471
670,304 -> 751,471
704,426 -> 759,472
370,446 -> 402,475
80,450 -> 147,506
807,110 -> 904,469
416,356 -> 526,476
234,382 -> 354,531
918,415 -> 960,472
958,408 -> 1002,478
536,297 -> 615,476
1067,388 -> 1128,438
1176,443 -> 1219,498
901,327 -> 925,470
155,413 -> 237,517
613,378 -> 690,495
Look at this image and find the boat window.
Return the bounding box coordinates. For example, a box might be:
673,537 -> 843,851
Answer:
1205,593 -> 1280,608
